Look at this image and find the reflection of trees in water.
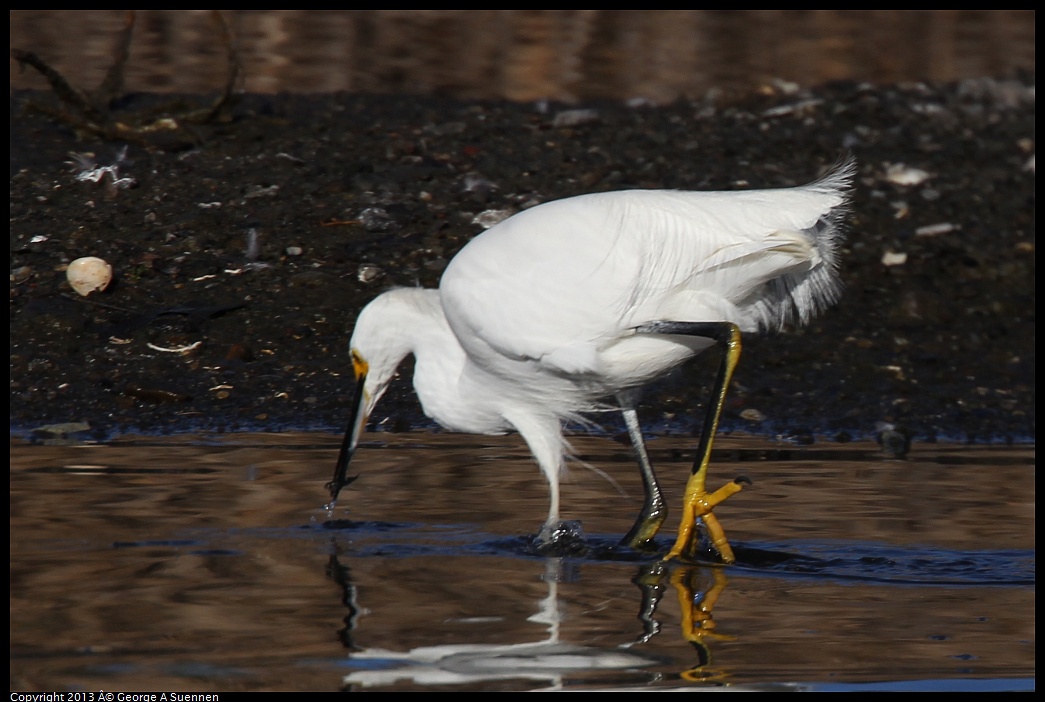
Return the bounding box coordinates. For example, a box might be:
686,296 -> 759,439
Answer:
10,11 -> 1036,101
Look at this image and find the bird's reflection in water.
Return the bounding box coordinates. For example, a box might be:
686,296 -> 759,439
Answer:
325,551 -> 363,653
327,549 -> 734,690
629,561 -> 733,683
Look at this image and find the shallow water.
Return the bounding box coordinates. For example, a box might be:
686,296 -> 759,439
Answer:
10,433 -> 1034,692
10,10 -> 1035,100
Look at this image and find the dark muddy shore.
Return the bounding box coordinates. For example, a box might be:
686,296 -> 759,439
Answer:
9,77 -> 1035,445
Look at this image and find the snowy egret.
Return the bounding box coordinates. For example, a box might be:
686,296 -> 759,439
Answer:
330,159 -> 854,563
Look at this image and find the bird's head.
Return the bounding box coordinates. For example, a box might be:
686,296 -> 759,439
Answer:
328,290 -> 423,502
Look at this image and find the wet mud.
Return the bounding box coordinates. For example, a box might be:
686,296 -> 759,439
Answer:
9,77 -> 1035,444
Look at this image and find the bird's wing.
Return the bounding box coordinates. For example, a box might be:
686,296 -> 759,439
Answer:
440,175 -> 849,374
440,193 -> 646,373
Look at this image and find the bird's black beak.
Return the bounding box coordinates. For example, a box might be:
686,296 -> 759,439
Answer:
328,354 -> 369,503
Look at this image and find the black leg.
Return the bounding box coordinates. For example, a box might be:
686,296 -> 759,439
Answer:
619,398 -> 668,550
634,321 -> 748,563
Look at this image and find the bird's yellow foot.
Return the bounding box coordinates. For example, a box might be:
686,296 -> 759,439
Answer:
664,471 -> 750,564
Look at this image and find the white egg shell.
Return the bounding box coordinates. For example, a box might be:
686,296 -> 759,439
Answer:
66,257 -> 113,296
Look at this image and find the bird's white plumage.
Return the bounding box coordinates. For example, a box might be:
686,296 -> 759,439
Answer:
439,163 -> 850,406
342,159 -> 854,541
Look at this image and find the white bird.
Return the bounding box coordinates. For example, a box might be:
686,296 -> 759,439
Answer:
330,159 -> 854,563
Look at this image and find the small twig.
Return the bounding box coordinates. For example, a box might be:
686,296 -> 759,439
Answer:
147,341 -> 202,354
13,10 -> 243,143
93,10 -> 135,109
60,292 -> 138,315
201,10 -> 242,124
10,49 -> 106,125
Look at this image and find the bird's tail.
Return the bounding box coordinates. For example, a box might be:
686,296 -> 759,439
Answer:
751,156 -> 855,331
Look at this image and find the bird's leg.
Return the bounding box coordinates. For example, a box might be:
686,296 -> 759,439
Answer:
505,409 -> 586,551
670,321 -> 747,563
535,463 -> 562,545
618,394 -> 668,550
636,321 -> 749,564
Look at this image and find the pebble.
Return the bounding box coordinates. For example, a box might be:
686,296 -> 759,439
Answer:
66,256 -> 112,296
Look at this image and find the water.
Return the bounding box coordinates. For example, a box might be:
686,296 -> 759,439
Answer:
10,433 -> 1034,691
10,10 -> 1035,101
